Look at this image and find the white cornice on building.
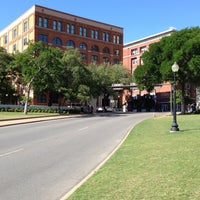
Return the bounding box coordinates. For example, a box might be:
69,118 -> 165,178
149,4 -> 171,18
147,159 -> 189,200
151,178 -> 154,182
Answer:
123,27 -> 176,49
0,5 -> 35,37
34,4 -> 123,33
0,4 -> 123,37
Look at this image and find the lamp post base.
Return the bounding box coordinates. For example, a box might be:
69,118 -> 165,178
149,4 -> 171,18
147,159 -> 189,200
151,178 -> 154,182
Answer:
170,122 -> 179,132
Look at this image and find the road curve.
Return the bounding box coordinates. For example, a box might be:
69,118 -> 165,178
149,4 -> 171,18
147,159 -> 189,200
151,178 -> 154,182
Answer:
0,112 -> 156,200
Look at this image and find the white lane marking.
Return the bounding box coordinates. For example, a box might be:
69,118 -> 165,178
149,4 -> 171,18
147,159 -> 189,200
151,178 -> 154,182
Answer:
78,127 -> 88,131
0,148 -> 24,158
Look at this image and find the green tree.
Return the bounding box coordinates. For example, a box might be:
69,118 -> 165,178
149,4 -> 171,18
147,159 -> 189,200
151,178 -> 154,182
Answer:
134,27 -> 200,113
0,47 -> 15,104
12,41 -> 63,114
134,41 -> 163,92
61,47 -> 91,104
87,63 -> 132,99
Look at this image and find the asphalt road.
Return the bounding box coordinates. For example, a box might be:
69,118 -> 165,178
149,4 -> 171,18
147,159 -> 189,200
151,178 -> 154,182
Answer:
0,112 -> 155,200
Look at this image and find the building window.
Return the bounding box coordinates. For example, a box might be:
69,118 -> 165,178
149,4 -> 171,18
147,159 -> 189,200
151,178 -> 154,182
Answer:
103,33 -> 110,42
103,47 -> 110,54
113,35 -> 120,44
83,28 -> 87,37
44,18 -> 48,28
38,17 -> 43,27
71,25 -> 75,34
13,29 -> 17,38
39,17 -> 48,28
23,37 -> 28,46
140,46 -> 147,54
81,53 -> 86,60
132,57 -> 137,65
95,31 -> 99,39
79,27 -> 83,36
79,42 -> 87,50
24,21 -> 28,32
13,44 -> 17,52
131,48 -> 138,55
117,36 -> 120,44
91,30 -> 95,39
66,40 -> 75,48
106,33 -> 110,42
113,35 -> 116,43
53,20 -> 57,30
66,24 -> 70,33
102,32 -> 106,41
91,55 -> 98,62
114,49 -> 119,56
114,59 -> 120,64
58,21 -> 62,32
91,45 -> 99,52
4,35 -> 8,44
52,37 -> 62,45
39,34 -> 48,42
103,57 -> 109,64
91,30 -> 99,39
66,24 -> 75,34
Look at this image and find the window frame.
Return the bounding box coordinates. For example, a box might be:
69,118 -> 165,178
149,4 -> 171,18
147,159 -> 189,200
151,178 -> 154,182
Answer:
23,21 -> 28,32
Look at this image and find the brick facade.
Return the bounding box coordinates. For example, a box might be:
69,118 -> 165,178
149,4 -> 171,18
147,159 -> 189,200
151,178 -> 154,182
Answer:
0,5 -> 123,106
0,5 -> 123,65
123,28 -> 176,111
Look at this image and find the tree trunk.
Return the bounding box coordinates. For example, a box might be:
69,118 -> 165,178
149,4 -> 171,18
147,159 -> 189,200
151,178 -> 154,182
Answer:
24,87 -> 30,115
24,77 -> 34,115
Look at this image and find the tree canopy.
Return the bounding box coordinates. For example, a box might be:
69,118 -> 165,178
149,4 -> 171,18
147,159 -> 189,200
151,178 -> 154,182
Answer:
134,27 -> 200,113
12,41 -> 63,114
0,47 -> 14,104
61,47 -> 91,103
87,63 -> 132,98
7,41 -> 132,113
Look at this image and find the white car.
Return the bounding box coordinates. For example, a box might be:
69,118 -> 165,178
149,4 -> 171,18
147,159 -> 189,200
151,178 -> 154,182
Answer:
96,107 -> 104,112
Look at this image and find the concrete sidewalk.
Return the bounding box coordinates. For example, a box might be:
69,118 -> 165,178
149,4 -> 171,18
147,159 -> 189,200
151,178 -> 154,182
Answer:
0,115 -> 71,127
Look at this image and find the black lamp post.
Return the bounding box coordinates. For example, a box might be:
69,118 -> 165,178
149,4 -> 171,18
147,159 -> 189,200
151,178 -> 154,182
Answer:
170,62 -> 179,132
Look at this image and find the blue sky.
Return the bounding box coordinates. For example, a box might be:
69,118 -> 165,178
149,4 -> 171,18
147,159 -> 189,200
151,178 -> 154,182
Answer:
1,0 -> 200,44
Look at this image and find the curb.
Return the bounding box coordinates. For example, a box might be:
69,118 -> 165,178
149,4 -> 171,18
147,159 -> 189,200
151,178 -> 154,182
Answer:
59,122 -> 134,200
0,115 -> 73,127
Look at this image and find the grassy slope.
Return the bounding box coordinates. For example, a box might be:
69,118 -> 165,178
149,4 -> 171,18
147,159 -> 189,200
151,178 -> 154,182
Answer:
68,114 -> 200,200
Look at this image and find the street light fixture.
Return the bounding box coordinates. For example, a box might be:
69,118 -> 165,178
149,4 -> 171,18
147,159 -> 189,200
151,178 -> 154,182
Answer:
170,62 -> 179,132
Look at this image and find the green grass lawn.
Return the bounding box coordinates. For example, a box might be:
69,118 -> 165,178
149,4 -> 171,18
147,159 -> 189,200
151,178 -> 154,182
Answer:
67,114 -> 200,200
0,112 -> 59,120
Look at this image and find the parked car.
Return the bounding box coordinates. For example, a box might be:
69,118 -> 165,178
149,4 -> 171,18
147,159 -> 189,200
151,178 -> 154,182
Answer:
96,106 -> 113,112
104,106 -> 113,112
96,107 -> 104,112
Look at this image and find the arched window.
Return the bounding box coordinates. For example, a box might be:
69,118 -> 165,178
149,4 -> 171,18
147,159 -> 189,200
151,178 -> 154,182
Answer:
66,40 -> 75,48
91,45 -> 99,52
52,37 -> 62,46
79,42 -> 87,50
103,47 -> 110,54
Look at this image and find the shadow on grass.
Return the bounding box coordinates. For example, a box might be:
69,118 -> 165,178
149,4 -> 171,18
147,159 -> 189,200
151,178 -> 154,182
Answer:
179,128 -> 200,132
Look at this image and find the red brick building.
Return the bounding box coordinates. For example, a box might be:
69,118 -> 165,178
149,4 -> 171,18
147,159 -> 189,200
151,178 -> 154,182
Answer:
0,5 -> 123,105
123,28 -> 177,111
0,5 -> 123,64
